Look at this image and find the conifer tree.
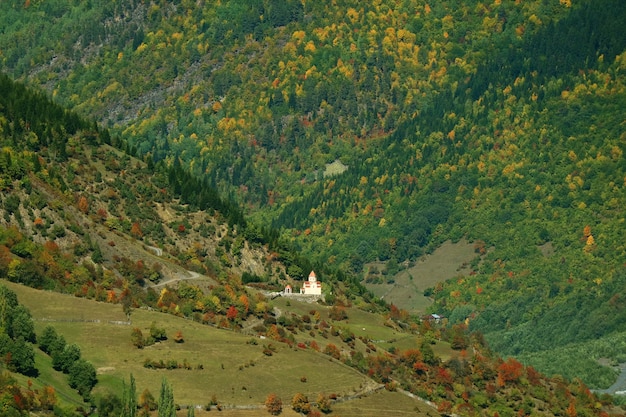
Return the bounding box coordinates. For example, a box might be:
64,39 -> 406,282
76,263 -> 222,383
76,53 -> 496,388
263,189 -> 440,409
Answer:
121,374 -> 137,417
157,378 -> 175,417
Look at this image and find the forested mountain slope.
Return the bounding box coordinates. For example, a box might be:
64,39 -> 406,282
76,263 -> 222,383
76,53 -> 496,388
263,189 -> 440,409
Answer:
4,73 -> 625,417
1,0 -> 625,390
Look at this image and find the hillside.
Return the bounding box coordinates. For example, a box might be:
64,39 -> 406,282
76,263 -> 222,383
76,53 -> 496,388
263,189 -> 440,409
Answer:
1,0 -> 626,403
1,276 -> 622,417
1,74 -> 625,417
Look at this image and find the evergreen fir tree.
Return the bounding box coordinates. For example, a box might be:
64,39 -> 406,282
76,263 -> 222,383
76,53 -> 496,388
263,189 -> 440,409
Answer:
157,378 -> 175,417
121,374 -> 137,417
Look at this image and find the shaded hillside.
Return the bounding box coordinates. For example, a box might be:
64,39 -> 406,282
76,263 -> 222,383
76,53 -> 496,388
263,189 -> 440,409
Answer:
1,0 -> 626,392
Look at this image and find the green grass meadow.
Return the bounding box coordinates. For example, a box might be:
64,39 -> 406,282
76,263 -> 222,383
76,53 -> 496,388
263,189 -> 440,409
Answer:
6,281 -> 371,406
364,239 -> 477,314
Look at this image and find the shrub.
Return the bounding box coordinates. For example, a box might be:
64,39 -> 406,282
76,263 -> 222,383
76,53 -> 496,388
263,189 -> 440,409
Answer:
3,194 -> 20,214
317,394 -> 332,414
139,389 -> 157,412
291,393 -> 310,414
50,224 -> 66,239
262,344 -> 276,356
131,328 -> 144,348
328,305 -> 348,320
265,393 -> 282,415
149,322 -> 167,342
97,392 -> 123,417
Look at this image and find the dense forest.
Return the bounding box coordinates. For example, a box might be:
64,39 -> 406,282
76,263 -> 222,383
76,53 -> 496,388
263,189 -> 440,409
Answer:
1,0 -> 625,392
3,70 -> 624,417
0,69 -> 370,321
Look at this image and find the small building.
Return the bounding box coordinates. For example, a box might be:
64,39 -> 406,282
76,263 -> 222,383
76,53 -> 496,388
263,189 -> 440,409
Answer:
421,313 -> 443,324
300,271 -> 322,296
284,284 -> 293,295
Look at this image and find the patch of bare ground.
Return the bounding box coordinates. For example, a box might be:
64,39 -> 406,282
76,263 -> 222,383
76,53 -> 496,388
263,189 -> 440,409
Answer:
538,241 -> 555,257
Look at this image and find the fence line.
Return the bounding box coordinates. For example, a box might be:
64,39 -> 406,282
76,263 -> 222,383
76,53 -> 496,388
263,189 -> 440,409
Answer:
36,318 -> 131,325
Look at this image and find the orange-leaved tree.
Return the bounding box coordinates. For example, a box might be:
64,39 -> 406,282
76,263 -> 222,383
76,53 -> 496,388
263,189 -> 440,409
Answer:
292,393 -> 310,414
497,357 -> 523,386
78,196 -> 89,214
131,222 -> 143,238
265,393 -> 282,415
226,305 -> 238,321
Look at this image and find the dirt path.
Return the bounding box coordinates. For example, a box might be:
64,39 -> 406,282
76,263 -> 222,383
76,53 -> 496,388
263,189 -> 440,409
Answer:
146,245 -> 163,256
152,270 -> 201,288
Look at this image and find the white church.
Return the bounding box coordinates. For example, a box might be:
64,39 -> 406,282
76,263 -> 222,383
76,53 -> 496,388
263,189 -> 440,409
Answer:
300,270 -> 322,295
284,270 -> 322,296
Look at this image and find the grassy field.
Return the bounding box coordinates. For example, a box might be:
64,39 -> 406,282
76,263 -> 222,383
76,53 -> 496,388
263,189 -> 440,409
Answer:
331,390 -> 436,417
166,390 -> 436,417
364,239 -> 477,314
10,350 -> 88,412
4,280 -> 442,416
262,296 -> 454,365
323,159 -> 349,177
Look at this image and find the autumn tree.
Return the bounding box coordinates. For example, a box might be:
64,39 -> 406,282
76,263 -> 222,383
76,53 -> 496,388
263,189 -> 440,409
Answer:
566,400 -> 577,417
328,306 -> 347,321
316,393 -> 331,414
323,343 -> 341,360
526,365 -> 542,386
131,328 -> 145,348
449,324 -> 469,350
139,388 -> 157,414
266,325 -> 280,341
389,303 -> 402,320
78,196 -> 89,214
39,385 -> 57,410
239,294 -> 249,314
131,222 -> 143,238
265,393 -> 282,415
226,305 -> 238,321
291,393 -> 310,414
497,358 -> 524,387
